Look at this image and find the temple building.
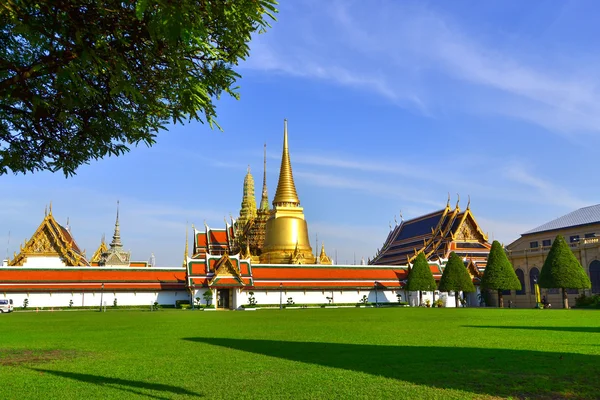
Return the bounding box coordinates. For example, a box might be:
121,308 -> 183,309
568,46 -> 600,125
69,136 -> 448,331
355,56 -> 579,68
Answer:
370,196 -> 491,271
1,205 -> 187,307
504,204 -> 600,308
7,204 -> 89,267
0,119 -> 488,310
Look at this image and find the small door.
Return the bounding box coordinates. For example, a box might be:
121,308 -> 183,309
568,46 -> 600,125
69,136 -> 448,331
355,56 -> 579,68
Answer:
217,289 -> 230,309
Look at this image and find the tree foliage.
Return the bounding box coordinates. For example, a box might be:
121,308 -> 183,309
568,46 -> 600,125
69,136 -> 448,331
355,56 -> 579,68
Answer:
539,235 -> 591,290
481,241 -> 521,308
406,252 -> 437,292
439,252 -> 476,293
0,0 -> 277,175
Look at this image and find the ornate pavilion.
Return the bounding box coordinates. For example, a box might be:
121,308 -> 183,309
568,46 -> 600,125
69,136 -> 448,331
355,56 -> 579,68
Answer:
0,120 -> 489,309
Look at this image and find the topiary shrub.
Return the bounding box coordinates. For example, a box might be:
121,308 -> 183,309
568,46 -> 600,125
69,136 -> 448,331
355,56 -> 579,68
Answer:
406,252 -> 437,306
481,241 -> 521,308
439,252 -> 475,308
539,235 -> 592,309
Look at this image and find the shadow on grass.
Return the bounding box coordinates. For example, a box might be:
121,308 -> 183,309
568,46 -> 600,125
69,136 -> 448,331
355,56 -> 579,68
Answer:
31,369 -> 203,399
463,325 -> 600,333
184,337 -> 600,399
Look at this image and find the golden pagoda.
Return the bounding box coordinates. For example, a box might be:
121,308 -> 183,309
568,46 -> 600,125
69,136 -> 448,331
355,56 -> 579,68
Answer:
246,144 -> 270,261
260,119 -> 315,264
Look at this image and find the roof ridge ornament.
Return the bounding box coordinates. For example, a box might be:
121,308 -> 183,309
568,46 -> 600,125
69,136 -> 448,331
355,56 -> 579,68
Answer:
466,195 -> 471,210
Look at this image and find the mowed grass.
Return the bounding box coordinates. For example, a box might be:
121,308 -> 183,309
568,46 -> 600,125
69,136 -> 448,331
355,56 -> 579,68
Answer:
1,308 -> 599,399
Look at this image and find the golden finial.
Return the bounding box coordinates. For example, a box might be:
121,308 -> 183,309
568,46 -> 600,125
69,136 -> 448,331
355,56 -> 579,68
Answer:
455,193 -> 460,210
260,142 -> 269,211
399,210 -> 403,222
44,205 -> 47,217
49,201 -> 52,215
394,215 -> 397,225
446,193 -> 451,208
183,223 -> 189,267
466,195 -> 471,210
272,119 -> 300,206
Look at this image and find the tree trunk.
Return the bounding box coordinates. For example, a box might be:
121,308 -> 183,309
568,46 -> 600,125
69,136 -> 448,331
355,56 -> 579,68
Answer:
562,288 -> 569,309
455,292 -> 459,308
498,290 -> 504,308
419,291 -> 422,306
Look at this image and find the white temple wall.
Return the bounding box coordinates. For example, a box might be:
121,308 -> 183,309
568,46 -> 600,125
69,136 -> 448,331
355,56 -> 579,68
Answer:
236,288 -> 402,307
2,290 -> 189,308
22,256 -> 66,268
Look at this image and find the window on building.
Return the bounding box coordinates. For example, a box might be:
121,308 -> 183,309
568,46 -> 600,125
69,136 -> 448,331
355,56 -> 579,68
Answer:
529,267 -> 540,293
502,289 -> 511,295
570,235 -> 580,243
590,260 -> 600,294
567,288 -> 579,294
516,269 -> 526,295
548,288 -> 559,294
529,241 -> 539,249
585,233 -> 596,238
542,239 -> 551,247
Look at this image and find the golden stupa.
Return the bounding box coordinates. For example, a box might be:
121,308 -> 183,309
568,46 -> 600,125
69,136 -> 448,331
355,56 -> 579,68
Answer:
260,119 -> 315,264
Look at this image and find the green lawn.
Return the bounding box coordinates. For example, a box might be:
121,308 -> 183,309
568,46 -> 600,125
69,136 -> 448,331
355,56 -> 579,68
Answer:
1,308 -> 599,399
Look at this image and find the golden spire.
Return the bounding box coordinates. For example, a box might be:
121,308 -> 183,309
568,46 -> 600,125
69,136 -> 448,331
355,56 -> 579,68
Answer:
272,119 -> 300,206
183,223 -> 189,268
238,166 -> 257,225
259,143 -> 269,211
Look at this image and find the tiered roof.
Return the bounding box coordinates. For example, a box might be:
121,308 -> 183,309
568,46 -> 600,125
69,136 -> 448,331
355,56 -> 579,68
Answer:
0,267 -> 186,292
370,199 -> 490,266
9,207 -> 89,267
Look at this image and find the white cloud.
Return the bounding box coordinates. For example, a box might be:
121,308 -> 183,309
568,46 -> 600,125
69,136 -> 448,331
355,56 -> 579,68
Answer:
246,0 -> 600,136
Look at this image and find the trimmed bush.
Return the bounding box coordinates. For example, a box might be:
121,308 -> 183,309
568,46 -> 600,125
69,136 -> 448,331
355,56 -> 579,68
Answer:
481,241 -> 522,308
439,252 -> 475,307
175,300 -> 191,309
406,252 -> 437,306
539,235 -> 591,309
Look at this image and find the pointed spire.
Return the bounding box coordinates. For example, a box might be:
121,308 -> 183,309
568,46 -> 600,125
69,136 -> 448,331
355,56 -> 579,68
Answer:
110,200 -> 123,249
466,195 -> 471,210
239,166 -> 257,223
49,201 -> 52,215
273,119 -> 300,206
183,223 -> 189,268
259,143 -> 269,211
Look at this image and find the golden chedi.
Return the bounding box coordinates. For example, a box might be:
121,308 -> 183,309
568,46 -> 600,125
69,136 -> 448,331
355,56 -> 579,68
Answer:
261,119 -> 315,264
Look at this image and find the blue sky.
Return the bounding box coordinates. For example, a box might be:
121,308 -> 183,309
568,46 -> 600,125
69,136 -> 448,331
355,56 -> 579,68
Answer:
2,0 -> 600,266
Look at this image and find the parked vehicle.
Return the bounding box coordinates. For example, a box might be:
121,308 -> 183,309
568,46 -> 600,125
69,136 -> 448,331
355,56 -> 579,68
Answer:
0,299 -> 14,313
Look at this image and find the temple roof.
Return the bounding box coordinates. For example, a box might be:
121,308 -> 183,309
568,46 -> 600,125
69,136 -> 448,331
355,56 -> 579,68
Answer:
9,207 -> 89,266
371,200 -> 490,265
523,204 -> 600,235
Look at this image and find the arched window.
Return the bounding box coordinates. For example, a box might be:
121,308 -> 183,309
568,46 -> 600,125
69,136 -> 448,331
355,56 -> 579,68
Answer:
516,269 -> 526,295
529,267 -> 540,293
590,260 -> 600,294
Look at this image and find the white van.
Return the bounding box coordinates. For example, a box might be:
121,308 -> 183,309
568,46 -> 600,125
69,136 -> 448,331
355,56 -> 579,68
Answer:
0,299 -> 14,313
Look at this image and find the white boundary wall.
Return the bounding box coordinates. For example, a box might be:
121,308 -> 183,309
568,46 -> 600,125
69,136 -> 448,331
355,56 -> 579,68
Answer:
2,291 -> 190,308
187,287 -> 483,309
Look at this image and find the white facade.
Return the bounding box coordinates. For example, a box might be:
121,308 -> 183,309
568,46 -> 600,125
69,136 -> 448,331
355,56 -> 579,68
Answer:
3,291 -> 190,309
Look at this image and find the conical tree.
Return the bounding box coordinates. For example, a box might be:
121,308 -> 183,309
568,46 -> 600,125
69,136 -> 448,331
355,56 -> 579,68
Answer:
406,252 -> 437,306
481,240 -> 522,308
539,235 -> 591,309
439,252 -> 476,307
